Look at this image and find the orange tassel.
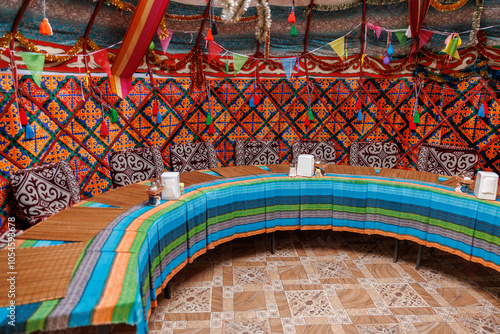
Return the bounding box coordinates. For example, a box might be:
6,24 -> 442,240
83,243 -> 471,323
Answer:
206,29 -> 214,41
39,18 -> 53,36
288,12 -> 296,23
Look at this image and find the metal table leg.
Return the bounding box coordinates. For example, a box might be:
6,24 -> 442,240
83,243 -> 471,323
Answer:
394,240 -> 399,263
165,281 -> 171,299
416,245 -> 424,270
271,232 -> 276,255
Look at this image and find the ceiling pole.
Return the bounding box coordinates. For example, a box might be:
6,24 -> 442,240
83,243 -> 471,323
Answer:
303,0 -> 314,84
196,0 -> 212,48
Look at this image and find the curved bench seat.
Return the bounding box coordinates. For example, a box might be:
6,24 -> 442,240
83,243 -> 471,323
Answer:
2,173 -> 500,334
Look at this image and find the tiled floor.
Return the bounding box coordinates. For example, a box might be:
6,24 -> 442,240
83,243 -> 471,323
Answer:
144,230 -> 500,334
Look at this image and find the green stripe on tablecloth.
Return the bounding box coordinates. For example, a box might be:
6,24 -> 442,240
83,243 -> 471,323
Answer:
25,300 -> 60,332
159,234 -> 187,261
474,230 -> 500,247
266,205 -> 300,213
187,222 -> 207,239
129,233 -> 147,254
207,207 -> 267,226
112,253 -> 140,323
300,204 -> 333,211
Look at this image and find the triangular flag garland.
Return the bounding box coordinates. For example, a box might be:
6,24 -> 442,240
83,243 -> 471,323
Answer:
395,31 -> 407,48
93,49 -> 112,77
232,54 -> 248,75
25,123 -> 34,140
329,37 -> 345,60
157,29 -> 173,53
368,23 -> 382,39
442,34 -> 462,60
280,57 -> 296,81
208,41 -> 223,63
19,52 -> 45,88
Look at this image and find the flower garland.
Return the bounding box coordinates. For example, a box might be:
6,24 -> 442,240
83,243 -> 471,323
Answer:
430,0 -> 469,12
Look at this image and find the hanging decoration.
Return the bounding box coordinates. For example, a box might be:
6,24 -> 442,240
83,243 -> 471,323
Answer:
25,123 -> 35,140
410,81 -> 422,129
232,53 -> 248,75
100,119 -> 109,137
305,82 -> 313,127
93,49 -> 112,77
157,29 -> 173,53
395,31 -> 407,48
411,29 -> 434,53
329,37 -> 345,60
367,23 -> 383,39
478,89 -> 487,118
280,57 -> 296,81
226,59 -> 230,74
208,41 -> 223,63
206,29 -> 214,42
442,33 -> 462,60
156,109 -> 163,124
383,31 -> 392,65
18,105 -> 28,126
110,107 -> 119,123
290,0 -> 297,37
206,85 -> 215,134
212,23 -> 218,36
39,0 -> 53,36
355,93 -> 362,121
19,52 -> 45,88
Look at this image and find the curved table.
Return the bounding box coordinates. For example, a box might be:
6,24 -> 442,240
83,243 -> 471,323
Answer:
2,172 -> 500,333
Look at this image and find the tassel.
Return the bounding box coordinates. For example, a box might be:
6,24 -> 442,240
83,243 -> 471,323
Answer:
356,97 -> 362,109
110,108 -> 119,123
39,18 -> 53,36
206,112 -> 212,125
288,12 -> 296,23
212,23 -> 218,36
305,117 -> 310,127
149,41 -> 155,51
208,123 -> 215,135
290,25 -> 297,37
19,106 -> 28,126
156,112 -> 163,124
413,111 -> 420,124
25,123 -> 34,140
249,96 -> 255,108
206,29 -> 214,41
254,94 -> 260,105
308,107 -> 313,121
478,101 -> 487,117
226,60 -> 229,74
100,120 -> 108,137
357,110 -> 363,121
152,101 -> 158,116
409,121 -> 416,130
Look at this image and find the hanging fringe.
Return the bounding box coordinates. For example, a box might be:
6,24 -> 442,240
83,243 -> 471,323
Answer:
100,120 -> 109,137
19,106 -> 28,126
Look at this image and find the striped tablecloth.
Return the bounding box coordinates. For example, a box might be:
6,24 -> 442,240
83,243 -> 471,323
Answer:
2,174 -> 500,333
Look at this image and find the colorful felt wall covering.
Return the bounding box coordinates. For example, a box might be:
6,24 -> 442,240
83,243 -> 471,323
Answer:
0,73 -> 499,228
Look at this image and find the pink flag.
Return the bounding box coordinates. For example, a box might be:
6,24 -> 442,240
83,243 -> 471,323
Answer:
157,29 -> 173,53
93,49 -> 112,77
208,41 -> 223,63
367,23 -> 382,39
411,29 -> 434,52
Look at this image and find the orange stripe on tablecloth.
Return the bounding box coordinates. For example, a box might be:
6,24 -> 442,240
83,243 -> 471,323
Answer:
92,252 -> 130,324
115,231 -> 138,252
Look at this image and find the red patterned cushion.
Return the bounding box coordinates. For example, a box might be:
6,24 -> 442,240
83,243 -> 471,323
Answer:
235,140 -> 280,166
417,143 -> 478,176
10,161 -> 81,225
170,142 -> 218,173
291,141 -> 336,164
109,147 -> 164,188
350,142 -> 399,168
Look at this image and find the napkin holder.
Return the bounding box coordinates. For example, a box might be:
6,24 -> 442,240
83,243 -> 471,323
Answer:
474,171 -> 498,200
161,172 -> 180,200
297,154 -> 315,177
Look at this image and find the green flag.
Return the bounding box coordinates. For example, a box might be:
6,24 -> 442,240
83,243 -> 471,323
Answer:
232,53 -> 248,76
20,52 -> 45,88
395,32 -> 407,48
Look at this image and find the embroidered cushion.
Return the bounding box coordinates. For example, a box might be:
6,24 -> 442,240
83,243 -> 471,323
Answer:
109,147 -> 164,188
350,142 -> 399,168
10,161 -> 81,225
235,140 -> 280,166
170,142 -> 218,173
291,141 -> 336,164
417,143 -> 478,176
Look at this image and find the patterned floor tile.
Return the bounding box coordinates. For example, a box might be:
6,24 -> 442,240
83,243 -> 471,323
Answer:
454,314 -> 500,333
222,320 -> 270,334
167,287 -> 212,312
233,266 -> 270,285
285,290 -> 335,317
374,283 -> 429,307
355,323 -> 403,333
312,261 -> 353,278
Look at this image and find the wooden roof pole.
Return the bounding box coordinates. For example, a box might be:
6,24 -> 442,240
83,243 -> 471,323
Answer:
195,0 -> 212,48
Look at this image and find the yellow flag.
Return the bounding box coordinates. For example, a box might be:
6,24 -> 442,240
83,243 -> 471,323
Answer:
442,34 -> 462,60
361,54 -> 366,65
329,37 -> 345,60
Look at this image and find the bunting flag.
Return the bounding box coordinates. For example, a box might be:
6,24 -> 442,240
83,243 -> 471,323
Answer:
93,49 -> 112,77
396,31 -> 407,48
110,0 -> 171,98
411,29 -> 434,53
367,23 -> 383,39
442,34 -> 462,60
232,54 -> 248,76
329,37 -> 345,60
280,57 -> 296,81
208,41 -> 223,63
19,52 -> 45,88
157,29 -> 173,53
